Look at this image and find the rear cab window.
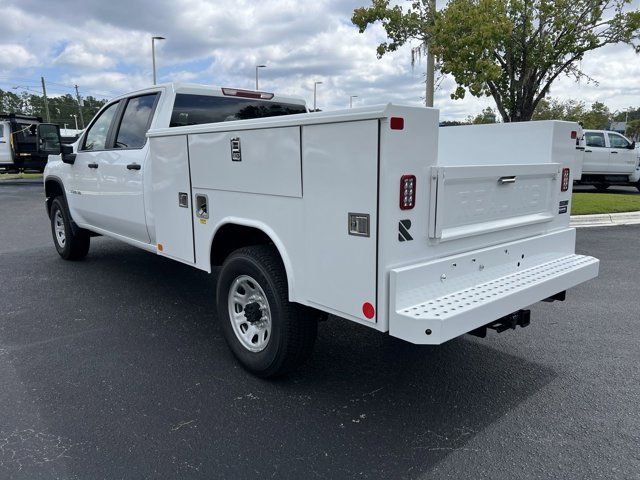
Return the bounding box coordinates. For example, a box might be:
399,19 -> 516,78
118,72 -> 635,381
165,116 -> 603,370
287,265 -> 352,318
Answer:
585,132 -> 606,148
114,93 -> 159,149
170,94 -> 307,127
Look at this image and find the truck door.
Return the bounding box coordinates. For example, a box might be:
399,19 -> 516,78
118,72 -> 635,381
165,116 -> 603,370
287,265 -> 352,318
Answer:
0,122 -> 12,164
583,131 -> 609,173
94,93 -> 159,243
607,132 -> 636,174
68,101 -> 120,227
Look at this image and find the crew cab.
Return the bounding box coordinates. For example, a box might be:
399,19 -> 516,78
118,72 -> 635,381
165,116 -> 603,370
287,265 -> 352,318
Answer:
576,129 -> 640,191
38,83 -> 599,377
0,113 -> 50,172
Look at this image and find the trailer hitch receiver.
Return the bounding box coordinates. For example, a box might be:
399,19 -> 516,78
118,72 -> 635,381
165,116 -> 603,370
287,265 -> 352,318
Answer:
469,309 -> 531,338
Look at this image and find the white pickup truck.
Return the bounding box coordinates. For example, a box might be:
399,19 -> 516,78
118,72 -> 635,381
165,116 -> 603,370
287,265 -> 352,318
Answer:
576,129 -> 640,191
38,83 -> 599,377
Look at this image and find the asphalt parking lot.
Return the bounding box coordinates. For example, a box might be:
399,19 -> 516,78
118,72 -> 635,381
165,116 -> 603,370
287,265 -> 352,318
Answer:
1,179 -> 639,480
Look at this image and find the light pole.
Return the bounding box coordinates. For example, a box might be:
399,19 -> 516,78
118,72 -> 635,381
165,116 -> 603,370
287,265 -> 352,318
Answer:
151,36 -> 165,85
349,95 -> 358,108
255,64 -> 266,90
313,81 -> 322,112
70,114 -> 78,130
425,0 -> 436,107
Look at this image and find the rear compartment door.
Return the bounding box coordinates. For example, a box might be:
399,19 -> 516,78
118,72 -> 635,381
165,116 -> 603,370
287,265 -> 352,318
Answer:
150,135 -> 195,263
428,163 -> 561,241
303,120 -> 379,323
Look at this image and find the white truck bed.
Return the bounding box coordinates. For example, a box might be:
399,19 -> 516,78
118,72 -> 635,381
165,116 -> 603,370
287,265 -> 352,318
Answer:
146,104 -> 598,344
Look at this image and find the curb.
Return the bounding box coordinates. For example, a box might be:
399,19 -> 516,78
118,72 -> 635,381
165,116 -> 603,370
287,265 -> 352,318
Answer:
570,211 -> 640,228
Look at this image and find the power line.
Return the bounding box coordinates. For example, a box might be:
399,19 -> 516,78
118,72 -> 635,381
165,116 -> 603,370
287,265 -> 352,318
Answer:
0,75 -> 114,99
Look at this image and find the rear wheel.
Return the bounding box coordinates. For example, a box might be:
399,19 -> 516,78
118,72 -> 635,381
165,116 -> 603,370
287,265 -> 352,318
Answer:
50,197 -> 90,260
216,245 -> 317,377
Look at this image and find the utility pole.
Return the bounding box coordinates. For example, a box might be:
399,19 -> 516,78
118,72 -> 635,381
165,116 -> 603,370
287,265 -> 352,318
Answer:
349,95 -> 358,108
74,84 -> 85,129
40,76 -> 51,122
425,0 -> 436,108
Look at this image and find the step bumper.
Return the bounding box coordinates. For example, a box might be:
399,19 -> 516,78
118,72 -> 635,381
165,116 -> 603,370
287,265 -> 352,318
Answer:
389,231 -> 599,344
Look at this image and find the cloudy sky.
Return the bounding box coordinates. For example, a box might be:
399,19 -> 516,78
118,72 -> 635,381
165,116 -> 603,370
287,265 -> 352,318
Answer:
0,0 -> 638,121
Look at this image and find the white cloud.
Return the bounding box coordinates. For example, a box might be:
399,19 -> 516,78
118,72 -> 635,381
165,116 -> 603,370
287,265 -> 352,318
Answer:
0,44 -> 37,69
54,43 -> 116,69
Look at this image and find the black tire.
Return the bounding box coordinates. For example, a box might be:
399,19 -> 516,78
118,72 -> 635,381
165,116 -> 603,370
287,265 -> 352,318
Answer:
50,197 -> 90,260
216,245 -> 317,377
636,182 -> 640,193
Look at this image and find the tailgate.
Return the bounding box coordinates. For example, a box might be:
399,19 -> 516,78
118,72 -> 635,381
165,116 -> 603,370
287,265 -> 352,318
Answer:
428,163 -> 561,241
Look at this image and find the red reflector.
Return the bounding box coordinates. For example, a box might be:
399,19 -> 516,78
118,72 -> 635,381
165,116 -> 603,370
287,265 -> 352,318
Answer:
390,117 -> 404,130
561,168 -> 570,192
221,87 -> 274,100
571,131 -> 577,139
362,302 -> 375,319
400,174 -> 416,210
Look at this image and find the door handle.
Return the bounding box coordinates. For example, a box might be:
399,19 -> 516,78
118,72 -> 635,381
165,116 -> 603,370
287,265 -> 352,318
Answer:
88,162 -> 98,169
584,150 -> 592,153
127,163 -> 141,170
498,176 -> 517,184
611,151 -> 618,154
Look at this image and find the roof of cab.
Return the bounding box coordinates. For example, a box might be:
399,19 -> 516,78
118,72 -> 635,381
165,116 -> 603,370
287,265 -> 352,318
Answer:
110,83 -> 307,107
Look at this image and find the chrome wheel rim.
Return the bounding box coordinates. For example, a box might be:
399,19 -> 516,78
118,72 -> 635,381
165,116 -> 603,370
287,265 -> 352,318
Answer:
54,209 -> 66,248
228,275 -> 272,352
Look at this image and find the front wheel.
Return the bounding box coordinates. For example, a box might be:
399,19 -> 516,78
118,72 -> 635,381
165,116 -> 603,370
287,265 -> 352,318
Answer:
50,197 -> 90,260
216,245 -> 317,377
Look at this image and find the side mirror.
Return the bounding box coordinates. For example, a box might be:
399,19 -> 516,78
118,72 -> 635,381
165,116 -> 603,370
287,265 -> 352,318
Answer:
61,144 -> 77,165
629,141 -> 636,150
36,123 -> 62,156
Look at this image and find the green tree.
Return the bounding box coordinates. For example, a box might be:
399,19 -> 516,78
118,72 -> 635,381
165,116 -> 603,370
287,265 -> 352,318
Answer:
351,1 -> 437,102
624,119 -> 640,139
0,87 -> 107,129
582,101 -> 611,129
353,1 -> 640,122
467,106 -> 499,124
430,0 -> 640,122
532,98 -> 587,122
612,107 -> 640,122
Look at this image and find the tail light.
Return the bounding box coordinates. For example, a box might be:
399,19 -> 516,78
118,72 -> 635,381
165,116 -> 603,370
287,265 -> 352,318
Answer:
390,117 -> 404,130
570,131 -> 577,139
561,168 -> 570,192
400,175 -> 416,210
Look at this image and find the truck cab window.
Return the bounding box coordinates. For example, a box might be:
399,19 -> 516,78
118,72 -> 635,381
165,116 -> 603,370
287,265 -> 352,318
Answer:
115,94 -> 159,149
585,132 -> 605,148
83,102 -> 119,151
0,125 -> 4,137
170,94 -> 307,127
607,133 -> 630,149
